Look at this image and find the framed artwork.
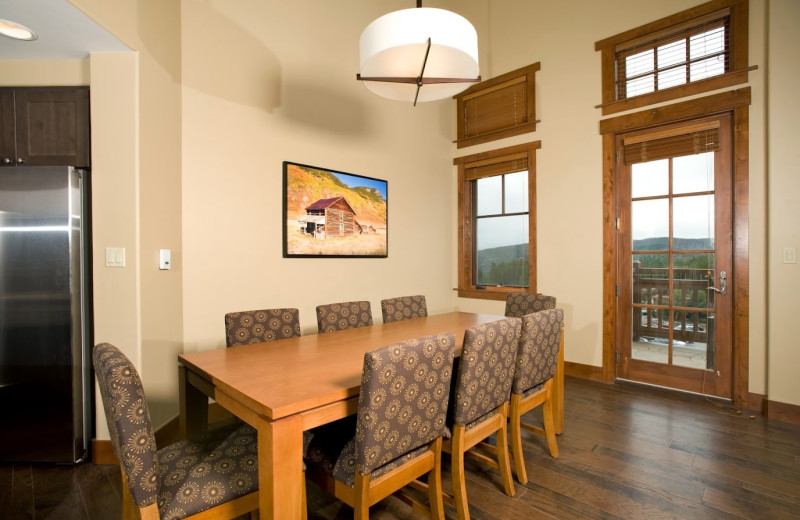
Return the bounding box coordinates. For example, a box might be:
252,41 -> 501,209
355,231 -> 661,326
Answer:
283,161 -> 388,258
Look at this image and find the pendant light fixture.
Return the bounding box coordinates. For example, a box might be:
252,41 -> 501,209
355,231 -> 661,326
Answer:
0,19 -> 37,41
357,1 -> 480,106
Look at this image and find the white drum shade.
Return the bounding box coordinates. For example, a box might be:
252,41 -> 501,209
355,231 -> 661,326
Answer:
358,7 -> 479,103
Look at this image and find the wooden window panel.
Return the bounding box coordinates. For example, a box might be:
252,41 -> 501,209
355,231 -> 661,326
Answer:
455,63 -> 539,149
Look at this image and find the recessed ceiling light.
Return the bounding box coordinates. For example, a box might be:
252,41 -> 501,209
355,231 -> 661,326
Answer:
0,19 -> 38,41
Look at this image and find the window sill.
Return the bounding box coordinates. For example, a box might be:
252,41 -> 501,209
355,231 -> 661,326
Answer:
457,287 -> 530,302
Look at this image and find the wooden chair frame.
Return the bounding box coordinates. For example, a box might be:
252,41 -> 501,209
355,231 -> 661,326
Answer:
306,437 -> 446,520
509,324 -> 564,484
443,402 -> 515,520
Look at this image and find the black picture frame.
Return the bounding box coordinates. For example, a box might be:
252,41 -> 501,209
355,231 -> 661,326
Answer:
283,161 -> 388,258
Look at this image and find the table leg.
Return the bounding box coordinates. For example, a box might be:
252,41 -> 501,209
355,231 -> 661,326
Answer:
179,363 -> 208,438
257,413 -> 305,520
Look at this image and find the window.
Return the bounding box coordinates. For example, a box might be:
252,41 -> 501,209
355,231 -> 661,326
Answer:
455,141 -> 540,300
595,0 -> 750,115
619,15 -> 729,99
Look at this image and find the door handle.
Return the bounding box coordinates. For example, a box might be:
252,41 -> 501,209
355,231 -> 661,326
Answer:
708,270 -> 727,296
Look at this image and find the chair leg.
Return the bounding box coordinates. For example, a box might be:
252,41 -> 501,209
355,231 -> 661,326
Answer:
542,390 -> 560,458
353,472 -> 371,520
428,438 -> 446,520
451,425 -> 470,520
509,394 -> 528,485
496,405 -> 516,497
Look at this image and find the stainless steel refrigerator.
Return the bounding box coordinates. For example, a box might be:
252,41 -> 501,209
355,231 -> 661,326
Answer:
0,166 -> 92,463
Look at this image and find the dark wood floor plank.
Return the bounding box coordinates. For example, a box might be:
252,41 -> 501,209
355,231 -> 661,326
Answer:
9,465 -> 34,520
75,462 -> 121,520
701,486 -> 798,520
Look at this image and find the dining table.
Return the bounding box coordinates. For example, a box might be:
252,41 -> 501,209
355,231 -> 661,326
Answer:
178,311 -> 564,520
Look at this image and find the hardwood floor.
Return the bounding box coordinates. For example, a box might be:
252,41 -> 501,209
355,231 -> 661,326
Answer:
2,376 -> 799,519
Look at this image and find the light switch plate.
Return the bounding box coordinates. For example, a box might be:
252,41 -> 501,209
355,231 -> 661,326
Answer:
105,247 -> 125,267
159,249 -> 171,270
783,246 -> 797,264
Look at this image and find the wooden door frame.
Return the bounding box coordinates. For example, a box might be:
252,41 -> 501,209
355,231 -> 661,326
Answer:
600,88 -> 751,408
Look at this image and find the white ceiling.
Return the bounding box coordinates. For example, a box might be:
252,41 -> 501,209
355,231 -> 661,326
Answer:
0,0 -> 129,61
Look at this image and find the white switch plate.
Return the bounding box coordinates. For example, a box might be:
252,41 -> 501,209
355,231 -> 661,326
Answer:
159,249 -> 171,270
783,246 -> 797,264
105,247 -> 125,267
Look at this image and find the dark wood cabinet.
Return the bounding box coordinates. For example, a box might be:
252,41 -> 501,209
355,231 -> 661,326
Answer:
0,87 -> 90,167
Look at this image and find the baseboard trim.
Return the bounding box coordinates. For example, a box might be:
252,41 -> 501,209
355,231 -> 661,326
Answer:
92,439 -> 118,466
564,361 -> 605,381
766,398 -> 800,425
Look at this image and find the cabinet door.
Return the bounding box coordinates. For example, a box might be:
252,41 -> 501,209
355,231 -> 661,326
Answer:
14,87 -> 90,167
0,89 -> 15,165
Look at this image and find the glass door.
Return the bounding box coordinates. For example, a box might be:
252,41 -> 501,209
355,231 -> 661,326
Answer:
615,114 -> 733,398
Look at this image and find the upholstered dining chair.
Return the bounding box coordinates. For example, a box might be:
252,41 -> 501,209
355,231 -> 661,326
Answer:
224,307 -> 301,347
315,300 -> 373,333
93,342 -> 260,520
304,333 -> 456,520
443,317 -> 521,520
380,294 -> 428,323
509,308 -> 565,485
504,293 -> 556,318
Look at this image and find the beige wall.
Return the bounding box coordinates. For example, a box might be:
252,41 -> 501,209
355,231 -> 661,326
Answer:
4,0 -> 796,441
179,0 -> 458,354
766,0 -> 800,407
70,0 -> 184,427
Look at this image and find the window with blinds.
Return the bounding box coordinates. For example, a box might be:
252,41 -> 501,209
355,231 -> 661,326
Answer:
455,141 -> 540,299
595,0 -> 751,116
455,63 -> 539,149
617,12 -> 730,100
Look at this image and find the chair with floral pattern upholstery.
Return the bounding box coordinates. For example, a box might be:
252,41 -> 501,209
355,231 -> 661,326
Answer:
509,308 -> 564,484
93,342 -> 261,520
443,317 -> 521,520
380,295 -> 428,323
224,307 -> 301,347
304,333 -> 455,520
315,300 -> 373,333
504,293 -> 556,318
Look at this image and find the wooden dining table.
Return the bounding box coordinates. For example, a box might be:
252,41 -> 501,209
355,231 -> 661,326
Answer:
178,311 -> 564,520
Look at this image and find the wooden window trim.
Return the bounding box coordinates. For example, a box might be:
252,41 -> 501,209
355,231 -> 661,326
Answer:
454,63 -> 540,149
455,141 -> 541,301
595,0 -> 750,116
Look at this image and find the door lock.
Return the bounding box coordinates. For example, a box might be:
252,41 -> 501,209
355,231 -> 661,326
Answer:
708,270 -> 727,296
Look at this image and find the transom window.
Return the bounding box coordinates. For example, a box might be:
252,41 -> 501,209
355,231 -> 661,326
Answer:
595,0 -> 750,116
619,15 -> 729,99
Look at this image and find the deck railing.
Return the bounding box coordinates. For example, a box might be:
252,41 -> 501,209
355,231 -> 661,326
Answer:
632,265 -> 714,344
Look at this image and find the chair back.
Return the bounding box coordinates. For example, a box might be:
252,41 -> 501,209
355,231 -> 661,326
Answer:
451,317 -> 521,427
225,307 -> 300,346
504,293 -> 556,318
93,343 -> 159,508
355,333 -> 455,476
381,295 -> 428,323
316,300 -> 373,333
512,308 -> 564,394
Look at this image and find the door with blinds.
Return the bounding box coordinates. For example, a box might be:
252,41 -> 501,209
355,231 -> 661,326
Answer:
615,114 -> 733,398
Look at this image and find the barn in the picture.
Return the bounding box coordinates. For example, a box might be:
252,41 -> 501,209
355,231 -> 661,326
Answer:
298,196 -> 356,239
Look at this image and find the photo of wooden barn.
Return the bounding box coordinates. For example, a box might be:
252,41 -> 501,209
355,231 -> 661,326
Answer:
298,196 -> 357,239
